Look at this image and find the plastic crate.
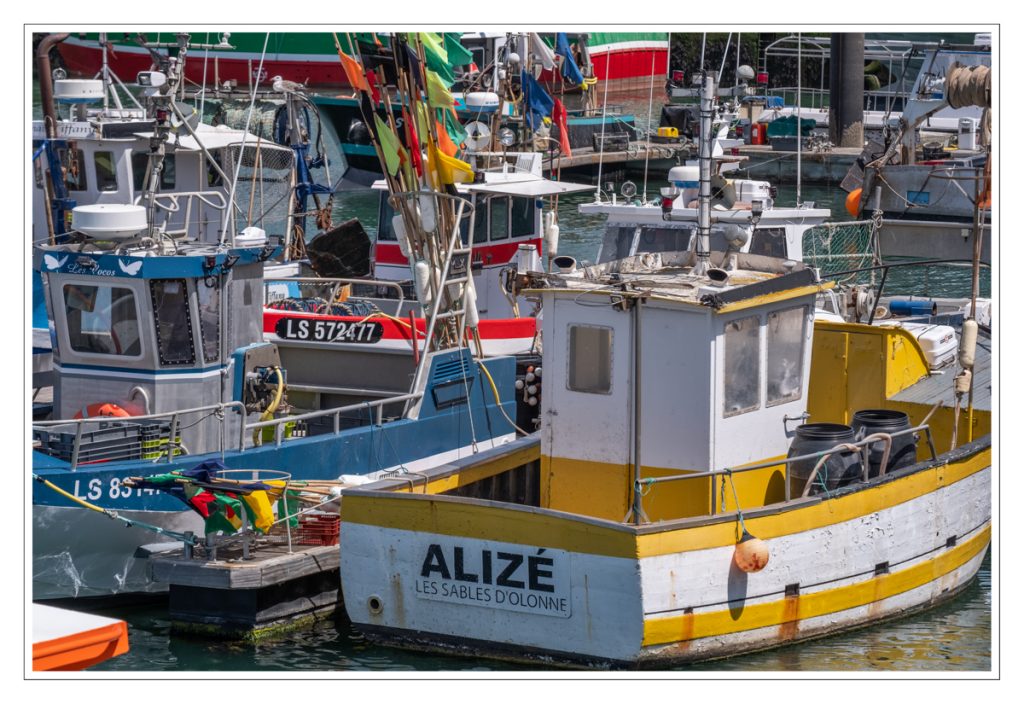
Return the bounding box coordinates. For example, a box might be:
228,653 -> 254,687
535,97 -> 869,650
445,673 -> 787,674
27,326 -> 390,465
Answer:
34,422 -> 143,463
140,422 -> 182,460
295,512 -> 340,546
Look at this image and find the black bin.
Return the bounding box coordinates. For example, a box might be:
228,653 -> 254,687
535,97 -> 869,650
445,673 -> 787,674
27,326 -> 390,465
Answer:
851,409 -> 916,477
788,423 -> 862,497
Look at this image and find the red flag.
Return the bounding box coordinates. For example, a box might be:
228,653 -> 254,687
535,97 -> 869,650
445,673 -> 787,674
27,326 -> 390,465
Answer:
365,67 -> 381,104
552,98 -> 572,159
402,106 -> 423,177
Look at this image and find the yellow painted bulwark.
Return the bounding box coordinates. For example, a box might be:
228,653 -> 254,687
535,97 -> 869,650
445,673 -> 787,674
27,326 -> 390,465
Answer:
642,524 -> 990,646
808,323 -> 930,424
344,443 -> 988,560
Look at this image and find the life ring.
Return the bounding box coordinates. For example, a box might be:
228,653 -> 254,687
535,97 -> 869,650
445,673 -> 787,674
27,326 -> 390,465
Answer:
74,402 -> 133,419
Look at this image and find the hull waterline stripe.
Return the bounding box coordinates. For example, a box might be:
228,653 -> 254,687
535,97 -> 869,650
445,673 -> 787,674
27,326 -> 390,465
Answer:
641,524 -> 991,646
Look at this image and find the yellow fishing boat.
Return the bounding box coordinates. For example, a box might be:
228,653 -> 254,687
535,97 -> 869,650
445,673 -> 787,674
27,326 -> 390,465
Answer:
337,70 -> 991,668
337,246 -> 990,667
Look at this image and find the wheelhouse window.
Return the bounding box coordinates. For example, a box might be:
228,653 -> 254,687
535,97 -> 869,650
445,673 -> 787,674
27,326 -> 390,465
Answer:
511,197 -> 534,237
597,226 -> 637,263
63,284 -> 141,357
132,152 -> 176,191
377,196 -> 397,241
568,325 -> 613,394
94,151 -> 118,192
472,198 -> 489,243
723,315 -> 761,417
749,227 -> 788,258
60,148 -> 87,191
197,282 -> 221,364
635,226 -> 692,256
489,196 -> 509,240
767,306 -> 807,406
150,279 -> 195,366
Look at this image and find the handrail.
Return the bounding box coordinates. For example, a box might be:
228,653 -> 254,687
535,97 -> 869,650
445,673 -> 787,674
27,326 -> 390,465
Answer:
246,392 -> 424,447
636,424 -> 935,495
33,401 -> 247,428
264,276 -> 406,307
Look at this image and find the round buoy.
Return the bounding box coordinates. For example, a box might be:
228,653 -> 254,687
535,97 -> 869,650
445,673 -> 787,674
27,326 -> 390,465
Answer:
734,532 -> 769,573
74,402 -> 133,419
845,188 -> 863,218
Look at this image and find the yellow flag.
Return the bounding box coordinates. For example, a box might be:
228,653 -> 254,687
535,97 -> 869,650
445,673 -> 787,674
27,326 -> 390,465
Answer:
432,145 -> 474,185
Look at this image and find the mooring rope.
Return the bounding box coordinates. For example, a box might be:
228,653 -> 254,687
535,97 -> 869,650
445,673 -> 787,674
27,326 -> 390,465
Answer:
33,474 -> 201,544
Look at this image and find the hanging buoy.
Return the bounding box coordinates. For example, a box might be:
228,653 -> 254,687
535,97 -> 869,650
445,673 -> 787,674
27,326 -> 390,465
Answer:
958,319 -> 978,370
413,260 -> 432,309
543,211 -> 559,258
845,188 -> 863,218
392,215 -> 411,259
418,195 -> 437,233
463,286 -> 480,329
733,531 -> 769,573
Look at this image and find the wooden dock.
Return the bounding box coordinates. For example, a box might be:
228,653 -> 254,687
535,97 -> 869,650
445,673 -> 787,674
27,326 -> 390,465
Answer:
544,142 -> 684,175
150,537 -> 341,641
729,145 -> 861,185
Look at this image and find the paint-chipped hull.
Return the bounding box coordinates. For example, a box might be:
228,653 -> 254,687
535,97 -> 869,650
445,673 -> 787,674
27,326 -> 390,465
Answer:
33,505 -> 202,600
340,441 -> 990,668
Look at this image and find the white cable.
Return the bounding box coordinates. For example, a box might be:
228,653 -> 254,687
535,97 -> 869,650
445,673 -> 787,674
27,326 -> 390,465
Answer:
223,32 -> 270,245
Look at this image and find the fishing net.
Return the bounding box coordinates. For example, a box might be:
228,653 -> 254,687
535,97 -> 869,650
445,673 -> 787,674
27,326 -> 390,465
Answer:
802,220 -> 879,285
223,142 -> 295,239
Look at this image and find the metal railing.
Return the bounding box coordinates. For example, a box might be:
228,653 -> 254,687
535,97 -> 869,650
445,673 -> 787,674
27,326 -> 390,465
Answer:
264,276 -> 406,307
33,390 -> 424,469
635,424 -> 937,515
135,190 -> 228,239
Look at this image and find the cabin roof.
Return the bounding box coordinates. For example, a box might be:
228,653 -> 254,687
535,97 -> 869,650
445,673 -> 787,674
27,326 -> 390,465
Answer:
527,251 -> 825,309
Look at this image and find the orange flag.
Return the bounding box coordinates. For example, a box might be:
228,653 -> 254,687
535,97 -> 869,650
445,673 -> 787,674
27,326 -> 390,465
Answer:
338,49 -> 370,93
435,118 -> 458,157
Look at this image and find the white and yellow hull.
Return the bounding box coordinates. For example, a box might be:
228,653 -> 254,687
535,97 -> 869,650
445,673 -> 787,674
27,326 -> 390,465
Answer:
340,439 -> 990,667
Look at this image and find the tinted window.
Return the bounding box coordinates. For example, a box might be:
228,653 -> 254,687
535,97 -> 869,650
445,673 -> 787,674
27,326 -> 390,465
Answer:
750,227 -> 788,258
64,284 -> 140,356
489,197 -> 509,240
197,282 -> 221,364
635,226 -> 692,256
511,197 -> 534,237
597,226 -> 636,264
473,198 -> 488,244
132,152 -> 176,191
95,151 -> 118,191
151,279 -> 195,366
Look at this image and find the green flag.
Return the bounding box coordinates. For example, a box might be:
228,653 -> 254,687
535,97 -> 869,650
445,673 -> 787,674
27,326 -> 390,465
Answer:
418,32 -> 455,87
373,114 -> 405,177
426,69 -> 454,108
444,33 -> 474,66
442,108 -> 467,149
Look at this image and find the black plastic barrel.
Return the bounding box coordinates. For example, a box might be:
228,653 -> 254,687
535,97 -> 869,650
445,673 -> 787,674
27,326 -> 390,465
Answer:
851,409 -> 916,477
787,423 -> 862,497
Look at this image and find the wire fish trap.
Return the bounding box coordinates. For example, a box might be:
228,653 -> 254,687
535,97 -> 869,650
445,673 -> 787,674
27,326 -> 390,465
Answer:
802,221 -> 878,283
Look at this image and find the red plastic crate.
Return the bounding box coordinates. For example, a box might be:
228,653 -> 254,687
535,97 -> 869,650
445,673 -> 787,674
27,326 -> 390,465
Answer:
295,512 -> 340,546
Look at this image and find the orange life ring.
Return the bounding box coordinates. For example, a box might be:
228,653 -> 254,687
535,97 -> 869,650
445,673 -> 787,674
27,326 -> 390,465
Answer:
73,403 -> 132,420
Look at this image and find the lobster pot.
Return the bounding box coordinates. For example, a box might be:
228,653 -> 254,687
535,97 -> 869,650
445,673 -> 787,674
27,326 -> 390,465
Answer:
787,423 -> 862,497
851,409 -> 916,477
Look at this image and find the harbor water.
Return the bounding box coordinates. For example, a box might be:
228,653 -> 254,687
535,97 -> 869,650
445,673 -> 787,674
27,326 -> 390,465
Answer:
31,89 -> 991,672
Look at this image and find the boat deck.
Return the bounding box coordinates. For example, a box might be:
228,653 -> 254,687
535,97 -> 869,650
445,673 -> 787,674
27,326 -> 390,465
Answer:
892,330 -> 991,411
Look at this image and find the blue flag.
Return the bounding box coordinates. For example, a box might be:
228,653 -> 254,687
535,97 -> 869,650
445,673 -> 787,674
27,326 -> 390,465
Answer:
521,70 -> 554,130
555,33 -> 584,86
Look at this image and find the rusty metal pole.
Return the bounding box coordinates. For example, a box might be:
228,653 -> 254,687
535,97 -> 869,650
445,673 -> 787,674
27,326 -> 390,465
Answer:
36,34 -> 69,139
